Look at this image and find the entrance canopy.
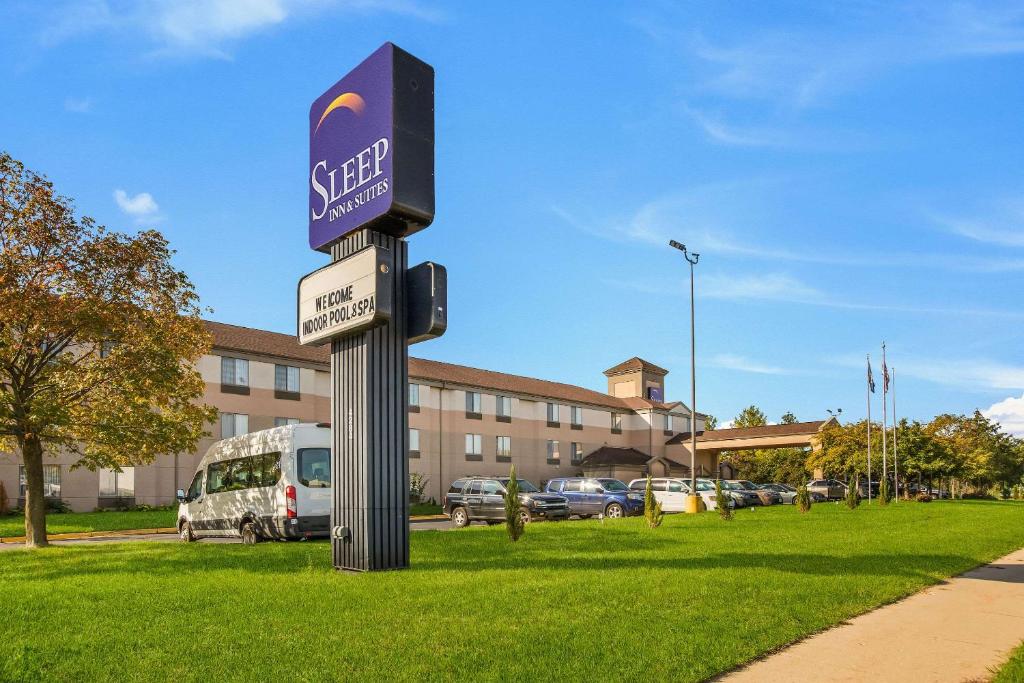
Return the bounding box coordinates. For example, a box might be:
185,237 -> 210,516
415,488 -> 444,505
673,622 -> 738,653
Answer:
665,418 -> 838,452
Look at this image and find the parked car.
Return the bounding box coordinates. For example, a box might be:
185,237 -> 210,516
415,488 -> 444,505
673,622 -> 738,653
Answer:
627,477 -> 734,511
807,479 -> 847,500
444,476 -> 570,527
545,477 -> 644,518
729,480 -> 780,505
856,479 -> 880,498
758,483 -> 797,505
176,423 -> 331,544
715,480 -> 762,508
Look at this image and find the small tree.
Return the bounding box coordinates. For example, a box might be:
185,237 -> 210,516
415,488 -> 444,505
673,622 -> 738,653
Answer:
878,478 -> 891,506
845,472 -> 861,509
643,475 -> 664,528
795,481 -> 812,513
715,480 -> 733,521
504,465 -> 524,541
408,472 -> 428,503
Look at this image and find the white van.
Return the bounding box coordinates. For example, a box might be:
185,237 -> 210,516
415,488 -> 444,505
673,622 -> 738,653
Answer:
176,423 -> 331,543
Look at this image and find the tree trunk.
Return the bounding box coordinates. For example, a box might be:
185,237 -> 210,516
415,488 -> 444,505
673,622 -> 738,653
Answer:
20,434 -> 49,548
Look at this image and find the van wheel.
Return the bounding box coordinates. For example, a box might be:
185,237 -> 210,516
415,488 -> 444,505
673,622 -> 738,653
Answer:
518,508 -> 532,525
605,503 -> 625,519
179,521 -> 195,543
240,521 -> 260,545
451,507 -> 469,528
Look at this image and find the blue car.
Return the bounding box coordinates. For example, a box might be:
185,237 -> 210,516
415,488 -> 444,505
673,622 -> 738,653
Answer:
544,477 -> 644,519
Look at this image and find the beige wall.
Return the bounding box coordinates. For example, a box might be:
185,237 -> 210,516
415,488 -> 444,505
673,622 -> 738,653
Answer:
0,350 -> 704,511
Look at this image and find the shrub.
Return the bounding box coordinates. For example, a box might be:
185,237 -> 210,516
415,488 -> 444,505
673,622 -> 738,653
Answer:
504,465 -> 525,542
878,478 -> 891,506
409,472 -> 428,503
844,474 -> 861,509
643,475 -> 664,529
796,482 -> 812,513
916,492 -> 933,503
715,480 -> 733,521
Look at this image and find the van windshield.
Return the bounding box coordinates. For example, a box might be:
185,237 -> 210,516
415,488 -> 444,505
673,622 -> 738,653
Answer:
298,448 -> 331,488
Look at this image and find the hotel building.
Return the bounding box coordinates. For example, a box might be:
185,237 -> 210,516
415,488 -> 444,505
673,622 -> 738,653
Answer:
0,321 -> 716,512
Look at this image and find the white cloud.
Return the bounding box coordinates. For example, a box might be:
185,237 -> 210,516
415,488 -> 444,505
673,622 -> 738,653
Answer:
681,105 -> 787,148
662,3 -> 1024,108
702,272 -> 824,304
114,189 -> 160,221
831,353 -> 1024,392
931,202 -> 1024,248
39,0 -> 441,58
63,96 -> 94,113
983,394 -> 1024,436
709,353 -> 785,375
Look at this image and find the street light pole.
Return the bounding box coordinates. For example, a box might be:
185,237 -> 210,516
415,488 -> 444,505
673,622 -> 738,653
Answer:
669,239 -> 704,513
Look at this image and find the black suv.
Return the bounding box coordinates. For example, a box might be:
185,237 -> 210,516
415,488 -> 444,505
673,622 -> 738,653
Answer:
444,476 -> 570,527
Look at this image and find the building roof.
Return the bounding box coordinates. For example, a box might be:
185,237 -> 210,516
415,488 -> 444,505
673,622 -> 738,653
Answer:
204,320 -> 650,411
603,356 -> 669,377
580,446 -> 650,467
665,420 -> 830,446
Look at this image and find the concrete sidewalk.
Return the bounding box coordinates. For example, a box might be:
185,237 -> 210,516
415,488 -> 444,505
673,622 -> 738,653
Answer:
724,548 -> 1024,683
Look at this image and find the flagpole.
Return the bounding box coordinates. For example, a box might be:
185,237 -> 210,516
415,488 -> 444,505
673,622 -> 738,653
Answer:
893,368 -> 899,502
881,342 -> 888,498
867,354 -> 873,503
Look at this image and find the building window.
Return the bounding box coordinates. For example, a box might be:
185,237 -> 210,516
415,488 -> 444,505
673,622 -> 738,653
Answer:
570,406 -> 583,429
611,412 -> 622,433
221,357 -> 249,386
465,433 -> 482,460
409,384 -> 421,410
19,465 -> 61,498
547,439 -> 560,464
274,417 -> 300,428
99,467 -> 135,498
547,402 -> 560,426
496,436 -> 511,461
221,412 -> 249,439
274,364 -> 300,393
465,391 -> 481,417
496,395 -> 512,422
409,428 -> 421,457
571,442 -> 584,465
664,413 -> 673,433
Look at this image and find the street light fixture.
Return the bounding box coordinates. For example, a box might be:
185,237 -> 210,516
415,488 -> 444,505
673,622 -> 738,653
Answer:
669,239 -> 704,513
826,408 -> 843,417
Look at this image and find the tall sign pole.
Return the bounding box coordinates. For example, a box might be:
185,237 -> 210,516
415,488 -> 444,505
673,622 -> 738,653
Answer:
299,43 -> 444,572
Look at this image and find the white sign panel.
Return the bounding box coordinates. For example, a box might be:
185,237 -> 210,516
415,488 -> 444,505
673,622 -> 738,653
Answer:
297,246 -> 391,346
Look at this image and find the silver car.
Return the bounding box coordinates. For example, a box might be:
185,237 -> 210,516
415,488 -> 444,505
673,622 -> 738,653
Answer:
759,483 -> 797,504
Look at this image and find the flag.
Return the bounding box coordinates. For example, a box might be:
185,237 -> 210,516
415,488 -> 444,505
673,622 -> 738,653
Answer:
867,357 -> 876,393
883,360 -> 890,393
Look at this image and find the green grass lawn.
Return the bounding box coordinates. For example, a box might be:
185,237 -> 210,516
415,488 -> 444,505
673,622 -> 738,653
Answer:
994,641 -> 1024,682
0,509 -> 177,538
0,504 -> 443,539
2,501 -> 1023,682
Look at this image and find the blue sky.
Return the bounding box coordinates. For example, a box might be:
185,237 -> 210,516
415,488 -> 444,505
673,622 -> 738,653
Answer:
2,1 -> 1023,433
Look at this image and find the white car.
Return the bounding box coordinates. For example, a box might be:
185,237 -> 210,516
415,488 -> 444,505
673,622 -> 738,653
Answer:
628,477 -> 733,512
176,423 -> 331,543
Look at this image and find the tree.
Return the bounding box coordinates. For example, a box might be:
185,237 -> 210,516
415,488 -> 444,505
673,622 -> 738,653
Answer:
703,414 -> 718,431
733,405 -> 768,428
844,471 -> 861,509
795,481 -> 812,513
504,465 -> 524,541
714,480 -> 733,520
780,411 -> 798,425
643,475 -> 664,528
0,152 -> 217,547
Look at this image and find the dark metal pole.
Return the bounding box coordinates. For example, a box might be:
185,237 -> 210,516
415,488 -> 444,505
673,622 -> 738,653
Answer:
669,239 -> 700,511
330,228 -> 409,572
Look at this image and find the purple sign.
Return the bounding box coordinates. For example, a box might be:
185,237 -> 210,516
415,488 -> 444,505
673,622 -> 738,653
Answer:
647,387 -> 664,402
309,43 -> 434,252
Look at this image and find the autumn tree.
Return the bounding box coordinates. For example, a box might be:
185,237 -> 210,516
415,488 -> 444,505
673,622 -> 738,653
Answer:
0,152 -> 217,547
722,406 -> 807,484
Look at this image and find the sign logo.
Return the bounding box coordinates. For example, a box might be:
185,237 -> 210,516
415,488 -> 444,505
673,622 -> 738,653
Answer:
314,92 -> 366,134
